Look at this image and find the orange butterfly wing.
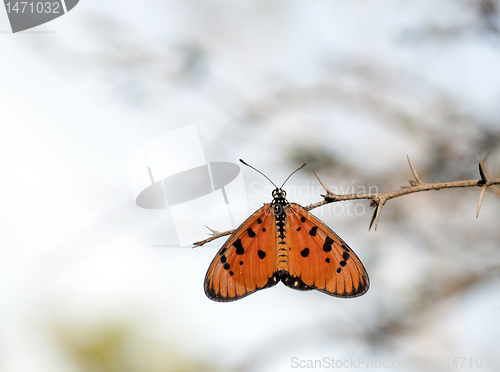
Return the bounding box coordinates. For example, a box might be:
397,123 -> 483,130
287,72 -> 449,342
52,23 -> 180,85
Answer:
283,203 -> 369,297
204,204 -> 279,302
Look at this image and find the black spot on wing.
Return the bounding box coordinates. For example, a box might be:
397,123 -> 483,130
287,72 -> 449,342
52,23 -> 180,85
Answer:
219,248 -> 227,255
300,216 -> 306,223
257,218 -> 263,224
340,260 -> 347,267
232,239 -> 245,255
337,267 -> 342,273
309,226 -> 318,236
262,228 -> 266,232
325,257 -> 331,263
300,248 -> 310,258
323,236 -> 333,252
247,228 -> 256,238
220,255 -> 227,264
341,243 -> 349,251
229,271 -> 234,276
258,250 -> 266,259
223,263 -> 230,270
296,227 -> 301,231
342,251 -> 350,261
239,261 -> 243,265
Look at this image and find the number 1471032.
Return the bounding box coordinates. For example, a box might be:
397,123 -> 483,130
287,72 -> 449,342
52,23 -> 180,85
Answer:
5,2 -> 60,14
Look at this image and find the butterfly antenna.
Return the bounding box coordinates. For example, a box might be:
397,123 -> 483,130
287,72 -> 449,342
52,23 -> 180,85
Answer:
281,163 -> 306,188
239,159 -> 278,188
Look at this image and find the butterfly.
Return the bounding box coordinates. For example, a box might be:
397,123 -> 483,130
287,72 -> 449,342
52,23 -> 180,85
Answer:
204,160 -> 369,302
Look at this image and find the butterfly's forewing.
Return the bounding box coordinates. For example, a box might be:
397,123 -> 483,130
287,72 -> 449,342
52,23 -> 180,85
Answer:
204,204 -> 279,302
285,203 -> 369,297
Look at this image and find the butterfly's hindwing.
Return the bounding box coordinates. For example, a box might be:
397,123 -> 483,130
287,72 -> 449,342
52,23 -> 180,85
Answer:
281,272 -> 314,291
285,203 -> 369,298
204,204 -> 279,302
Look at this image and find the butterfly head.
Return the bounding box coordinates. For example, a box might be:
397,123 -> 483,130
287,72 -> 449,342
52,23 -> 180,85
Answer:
272,188 -> 287,200
239,159 -> 304,206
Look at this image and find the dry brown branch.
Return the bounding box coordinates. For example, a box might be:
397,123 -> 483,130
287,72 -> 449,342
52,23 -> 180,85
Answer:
307,155 -> 500,230
193,155 -> 500,247
193,226 -> 234,248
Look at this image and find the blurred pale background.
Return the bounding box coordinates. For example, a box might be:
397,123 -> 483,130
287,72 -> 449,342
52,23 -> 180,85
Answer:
1,1 -> 500,371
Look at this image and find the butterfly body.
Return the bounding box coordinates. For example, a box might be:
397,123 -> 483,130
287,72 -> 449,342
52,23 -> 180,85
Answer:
204,187 -> 369,302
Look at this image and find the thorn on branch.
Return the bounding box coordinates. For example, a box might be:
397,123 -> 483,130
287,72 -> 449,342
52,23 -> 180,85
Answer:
476,185 -> 487,218
478,163 -> 488,186
476,154 -> 500,215
314,171 -> 337,200
369,203 -> 378,231
204,225 -> 220,236
407,155 -> 423,186
477,154 -> 500,198
369,198 -> 386,231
